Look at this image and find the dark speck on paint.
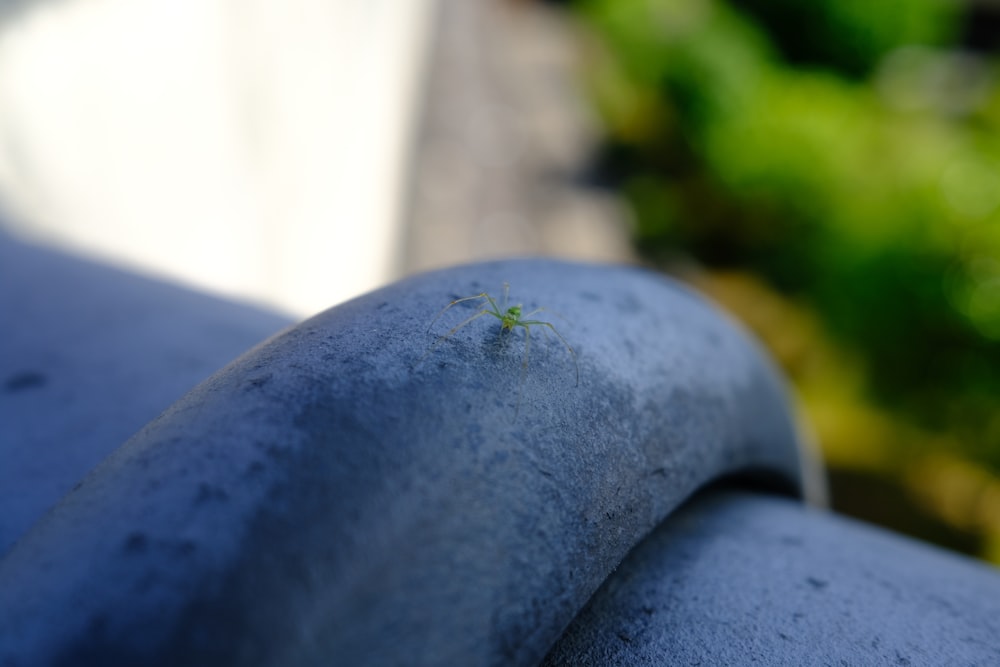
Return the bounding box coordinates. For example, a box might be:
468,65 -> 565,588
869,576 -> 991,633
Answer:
4,371 -> 48,392
123,532 -> 148,554
806,576 -> 829,590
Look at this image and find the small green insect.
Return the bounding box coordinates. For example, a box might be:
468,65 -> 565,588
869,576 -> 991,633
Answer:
420,282 -> 579,413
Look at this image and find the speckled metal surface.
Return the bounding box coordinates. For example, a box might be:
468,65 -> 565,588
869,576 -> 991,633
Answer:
544,488 -> 1000,666
0,258 -> 809,666
0,233 -> 293,556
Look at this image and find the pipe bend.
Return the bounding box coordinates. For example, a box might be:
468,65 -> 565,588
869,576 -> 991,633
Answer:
0,258 -> 819,666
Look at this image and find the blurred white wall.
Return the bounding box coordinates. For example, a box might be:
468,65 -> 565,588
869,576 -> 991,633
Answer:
0,0 -> 434,316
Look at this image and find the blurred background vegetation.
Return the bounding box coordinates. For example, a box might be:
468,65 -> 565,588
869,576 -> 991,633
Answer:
564,0 -> 1000,563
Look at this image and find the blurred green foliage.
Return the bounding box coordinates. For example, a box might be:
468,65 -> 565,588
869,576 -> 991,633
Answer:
730,0 -> 957,76
572,0 -> 1000,559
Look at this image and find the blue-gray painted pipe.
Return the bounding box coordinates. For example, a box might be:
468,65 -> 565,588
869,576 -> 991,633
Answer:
0,259 -> 814,666
543,489 -> 1000,665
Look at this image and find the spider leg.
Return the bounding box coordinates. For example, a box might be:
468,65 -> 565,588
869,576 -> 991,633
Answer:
522,306 -> 545,318
519,320 -> 579,386
416,308 -> 493,366
482,291 -> 504,319
523,306 -> 571,323
426,293 -> 489,333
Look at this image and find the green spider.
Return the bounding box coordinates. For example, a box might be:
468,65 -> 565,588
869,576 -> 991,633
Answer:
421,282 -> 579,413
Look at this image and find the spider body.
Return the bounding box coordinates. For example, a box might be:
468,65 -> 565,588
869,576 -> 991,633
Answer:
419,283 -> 579,414
499,304 -> 522,331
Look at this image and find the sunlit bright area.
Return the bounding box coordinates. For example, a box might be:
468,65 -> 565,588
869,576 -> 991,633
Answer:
0,0 -> 433,316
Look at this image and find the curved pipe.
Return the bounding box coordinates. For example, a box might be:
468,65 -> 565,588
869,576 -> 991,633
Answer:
0,259 -> 817,666
542,488 -> 1000,665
